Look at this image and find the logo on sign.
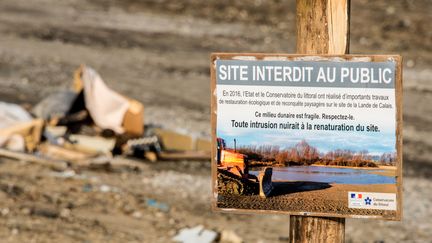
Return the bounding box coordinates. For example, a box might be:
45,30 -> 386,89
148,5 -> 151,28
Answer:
348,192 -> 396,210
365,197 -> 372,205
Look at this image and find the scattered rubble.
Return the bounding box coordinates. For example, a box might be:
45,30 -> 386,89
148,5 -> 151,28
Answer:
0,65 -> 211,172
0,65 -> 216,242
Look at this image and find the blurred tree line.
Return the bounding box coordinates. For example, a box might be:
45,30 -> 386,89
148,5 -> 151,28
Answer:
237,140 -> 396,167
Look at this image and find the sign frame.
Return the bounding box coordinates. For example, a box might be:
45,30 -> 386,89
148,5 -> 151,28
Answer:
210,53 -> 403,220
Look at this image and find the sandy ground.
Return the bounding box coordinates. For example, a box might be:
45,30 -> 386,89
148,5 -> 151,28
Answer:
0,0 -> 431,242
218,183 -> 397,219
311,164 -> 398,177
371,166 -> 397,177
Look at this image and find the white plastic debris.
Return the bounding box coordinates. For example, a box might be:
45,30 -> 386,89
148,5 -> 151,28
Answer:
0,102 -> 32,129
81,66 -> 129,134
172,225 -> 218,243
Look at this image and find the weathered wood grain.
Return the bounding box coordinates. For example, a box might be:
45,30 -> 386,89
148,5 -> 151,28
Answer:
289,216 -> 345,243
291,0 -> 349,242
296,0 -> 350,54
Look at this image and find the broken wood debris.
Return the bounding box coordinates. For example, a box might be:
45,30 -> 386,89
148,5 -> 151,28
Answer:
0,148 -> 68,171
0,65 -> 211,172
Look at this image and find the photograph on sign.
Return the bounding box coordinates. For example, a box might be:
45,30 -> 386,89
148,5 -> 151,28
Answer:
211,54 -> 402,220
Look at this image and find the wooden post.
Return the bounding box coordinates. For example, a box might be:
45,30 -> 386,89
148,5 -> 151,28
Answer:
289,216 -> 345,243
296,0 -> 350,55
290,0 -> 350,242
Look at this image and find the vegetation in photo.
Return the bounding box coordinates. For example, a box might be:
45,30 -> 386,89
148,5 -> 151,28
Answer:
237,140 -> 396,168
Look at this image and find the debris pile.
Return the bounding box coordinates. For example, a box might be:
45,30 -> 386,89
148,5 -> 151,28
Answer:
0,65 -> 211,170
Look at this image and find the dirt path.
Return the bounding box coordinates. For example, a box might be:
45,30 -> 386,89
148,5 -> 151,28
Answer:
0,0 -> 431,242
1,157 -> 431,242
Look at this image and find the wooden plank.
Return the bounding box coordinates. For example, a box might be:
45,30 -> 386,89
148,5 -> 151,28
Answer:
38,143 -> 93,161
158,151 -> 210,161
211,52 -> 394,62
0,148 -> 68,170
195,138 -> 211,152
80,156 -> 148,172
395,52 -> 404,221
154,128 -> 194,151
327,0 -> 350,54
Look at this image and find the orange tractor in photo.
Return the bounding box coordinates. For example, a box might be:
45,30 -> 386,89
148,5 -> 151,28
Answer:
216,138 -> 273,197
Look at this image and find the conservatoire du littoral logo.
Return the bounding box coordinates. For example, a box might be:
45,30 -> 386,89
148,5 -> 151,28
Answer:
365,197 -> 372,205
